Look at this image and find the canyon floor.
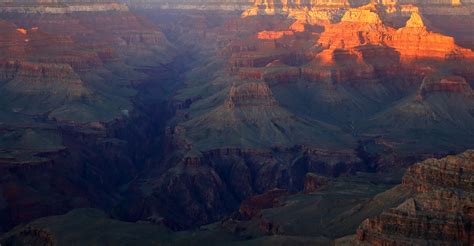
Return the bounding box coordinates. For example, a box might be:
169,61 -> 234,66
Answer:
0,0 -> 473,245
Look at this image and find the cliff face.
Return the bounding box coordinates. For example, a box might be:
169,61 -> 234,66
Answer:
239,0 -> 474,25
317,7 -> 474,60
356,150 -> 474,245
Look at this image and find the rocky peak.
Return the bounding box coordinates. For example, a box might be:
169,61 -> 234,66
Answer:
405,11 -> 426,28
340,4 -> 383,24
317,4 -> 474,60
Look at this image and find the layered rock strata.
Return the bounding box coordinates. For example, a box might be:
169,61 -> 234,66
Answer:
356,150 -> 474,245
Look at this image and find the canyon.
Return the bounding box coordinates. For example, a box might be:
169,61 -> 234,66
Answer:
0,0 -> 472,245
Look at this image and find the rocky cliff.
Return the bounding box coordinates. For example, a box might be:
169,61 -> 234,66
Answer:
356,150 -> 474,245
317,6 -> 474,60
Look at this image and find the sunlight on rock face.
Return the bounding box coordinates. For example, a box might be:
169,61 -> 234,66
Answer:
257,30 -> 294,40
405,11 -> 425,28
16,28 -> 27,35
289,20 -> 305,32
340,6 -> 382,24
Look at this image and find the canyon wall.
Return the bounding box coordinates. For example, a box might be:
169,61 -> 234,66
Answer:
356,150 -> 474,245
0,1 -> 177,232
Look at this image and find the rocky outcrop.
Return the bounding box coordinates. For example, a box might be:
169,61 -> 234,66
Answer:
241,0 -> 354,24
418,75 -> 473,98
304,173 -> 330,193
224,82 -> 278,108
356,150 -> 474,245
1,61 -> 86,89
389,12 -> 474,59
317,6 -> 474,60
257,30 -> 294,40
235,188 -> 288,219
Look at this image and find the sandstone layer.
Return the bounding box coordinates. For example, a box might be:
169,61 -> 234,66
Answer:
356,150 -> 474,245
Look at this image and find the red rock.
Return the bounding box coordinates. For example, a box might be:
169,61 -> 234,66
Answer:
317,6 -> 474,61
16,28 -> 27,35
238,189 -> 289,219
289,20 -> 305,32
238,68 -> 264,80
257,30 -> 294,40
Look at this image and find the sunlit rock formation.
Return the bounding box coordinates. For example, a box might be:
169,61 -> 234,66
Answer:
317,6 -> 474,60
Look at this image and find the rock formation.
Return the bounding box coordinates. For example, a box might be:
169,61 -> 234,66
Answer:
257,30 -> 294,40
225,82 -> 278,108
235,188 -> 289,219
317,6 -> 474,60
356,150 -> 474,245
419,75 -> 473,98
304,173 -> 331,193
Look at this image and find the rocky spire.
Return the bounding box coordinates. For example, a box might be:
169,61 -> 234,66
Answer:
405,11 -> 426,28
